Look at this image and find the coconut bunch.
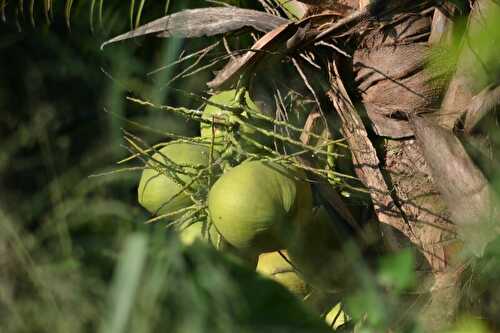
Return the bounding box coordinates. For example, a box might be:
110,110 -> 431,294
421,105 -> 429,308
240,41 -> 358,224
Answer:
136,150 -> 351,327
132,88 -> 350,249
127,81 -> 355,329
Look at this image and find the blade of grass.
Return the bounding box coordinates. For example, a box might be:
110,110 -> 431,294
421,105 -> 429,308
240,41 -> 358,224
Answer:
43,0 -> 50,22
29,0 -> 35,26
90,0 -> 97,31
98,0 -> 104,28
164,0 -> 170,14
129,0 -> 135,29
19,0 -> 24,18
134,0 -> 146,28
99,232 -> 149,333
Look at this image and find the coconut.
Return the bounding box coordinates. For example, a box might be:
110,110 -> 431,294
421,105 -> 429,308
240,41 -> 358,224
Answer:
178,221 -> 259,268
257,250 -> 309,297
183,242 -> 333,333
208,161 -> 312,254
201,89 -> 272,151
287,206 -> 348,291
138,142 -> 214,218
200,90 -> 243,140
179,222 -> 222,246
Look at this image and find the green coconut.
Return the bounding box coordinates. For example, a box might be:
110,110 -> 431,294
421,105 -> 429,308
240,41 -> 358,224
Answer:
138,142 -> 214,218
287,206 -> 348,291
183,242 -> 333,333
200,90 -> 242,140
208,161 -> 313,254
201,89 -> 272,151
179,222 -> 222,246
257,250 -> 308,297
179,221 -> 259,268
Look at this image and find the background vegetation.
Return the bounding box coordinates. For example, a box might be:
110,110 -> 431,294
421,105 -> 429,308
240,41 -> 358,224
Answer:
0,2 -> 202,331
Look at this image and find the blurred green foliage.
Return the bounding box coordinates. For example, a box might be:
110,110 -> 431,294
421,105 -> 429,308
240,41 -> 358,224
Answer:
0,1 -> 213,332
378,249 -> 416,293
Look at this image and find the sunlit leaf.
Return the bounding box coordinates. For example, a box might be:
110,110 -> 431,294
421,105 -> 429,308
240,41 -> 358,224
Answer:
444,316 -> 491,333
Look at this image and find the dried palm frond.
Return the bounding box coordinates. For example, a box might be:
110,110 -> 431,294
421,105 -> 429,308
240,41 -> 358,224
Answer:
101,7 -> 289,49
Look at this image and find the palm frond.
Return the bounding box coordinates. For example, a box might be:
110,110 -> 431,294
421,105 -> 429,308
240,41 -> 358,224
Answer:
1,0 -> 173,29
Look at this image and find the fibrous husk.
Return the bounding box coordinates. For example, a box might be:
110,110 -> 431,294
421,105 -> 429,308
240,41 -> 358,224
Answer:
382,137 -> 455,271
207,12 -> 344,90
411,116 -> 500,257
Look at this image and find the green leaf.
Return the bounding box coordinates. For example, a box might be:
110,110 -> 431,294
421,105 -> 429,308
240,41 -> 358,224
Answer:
346,289 -> 387,329
444,316 -> 491,333
378,248 -> 415,292
99,233 -> 149,333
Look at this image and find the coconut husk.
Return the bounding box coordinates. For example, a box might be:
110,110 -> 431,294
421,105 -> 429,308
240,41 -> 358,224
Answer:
350,0 -> 499,263
327,60 -> 415,250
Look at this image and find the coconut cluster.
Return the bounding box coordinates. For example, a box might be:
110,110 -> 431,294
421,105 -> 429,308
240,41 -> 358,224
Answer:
136,89 -> 349,329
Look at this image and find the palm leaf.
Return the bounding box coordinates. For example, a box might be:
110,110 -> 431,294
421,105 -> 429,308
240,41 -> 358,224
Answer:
101,7 -> 288,49
1,0 -> 173,28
